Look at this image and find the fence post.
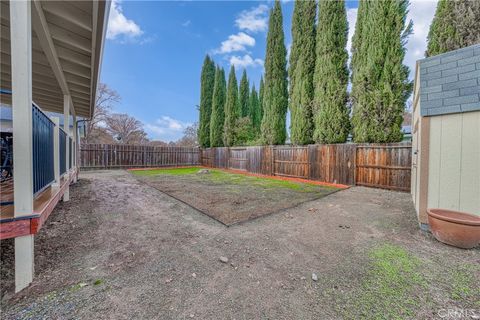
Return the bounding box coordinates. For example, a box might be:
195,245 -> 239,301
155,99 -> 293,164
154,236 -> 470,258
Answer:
271,146 -> 275,176
213,147 -> 216,168
228,147 -> 231,169
353,144 -> 358,186
226,148 -> 229,169
143,147 -> 147,167
307,145 -> 311,180
307,144 -> 314,180
104,144 -> 108,169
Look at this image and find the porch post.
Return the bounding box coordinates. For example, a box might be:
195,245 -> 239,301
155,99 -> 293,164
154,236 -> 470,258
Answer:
72,113 -> 78,183
10,0 -> 35,292
52,117 -> 60,187
63,95 -> 70,201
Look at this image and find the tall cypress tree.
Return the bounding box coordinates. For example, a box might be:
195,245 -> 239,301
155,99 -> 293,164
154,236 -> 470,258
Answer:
239,70 -> 250,117
350,0 -> 370,123
249,85 -> 260,133
351,0 -> 413,143
426,0 -> 458,57
223,65 -> 239,147
210,67 -> 226,147
313,0 -> 350,144
426,0 -> 480,57
261,0 -> 288,145
454,0 -> 480,49
288,0 -> 302,92
198,55 -> 215,147
289,0 -> 316,145
259,76 -> 265,125
350,0 -> 368,84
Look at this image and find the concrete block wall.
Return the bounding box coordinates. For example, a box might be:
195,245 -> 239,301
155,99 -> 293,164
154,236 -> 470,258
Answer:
419,44 -> 480,116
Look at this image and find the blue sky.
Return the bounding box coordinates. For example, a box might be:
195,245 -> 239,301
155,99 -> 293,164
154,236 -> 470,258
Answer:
101,0 -> 437,142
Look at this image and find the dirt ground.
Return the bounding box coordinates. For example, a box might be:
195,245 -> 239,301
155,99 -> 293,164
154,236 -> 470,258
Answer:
134,168 -> 338,225
1,170 -> 479,320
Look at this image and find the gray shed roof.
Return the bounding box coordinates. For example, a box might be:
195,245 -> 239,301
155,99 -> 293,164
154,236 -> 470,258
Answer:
418,44 -> 480,117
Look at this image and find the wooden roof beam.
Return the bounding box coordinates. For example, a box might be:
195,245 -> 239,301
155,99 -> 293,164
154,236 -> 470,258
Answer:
88,0 -> 110,120
31,1 -> 71,101
41,1 -> 92,33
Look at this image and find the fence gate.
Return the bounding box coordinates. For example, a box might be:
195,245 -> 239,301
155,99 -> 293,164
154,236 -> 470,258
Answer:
273,146 -> 309,179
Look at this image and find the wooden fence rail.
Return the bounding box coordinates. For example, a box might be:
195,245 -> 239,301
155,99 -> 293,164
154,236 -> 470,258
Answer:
200,143 -> 412,191
80,144 -> 200,169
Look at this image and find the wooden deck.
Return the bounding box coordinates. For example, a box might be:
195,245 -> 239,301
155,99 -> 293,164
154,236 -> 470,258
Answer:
0,169 -> 77,240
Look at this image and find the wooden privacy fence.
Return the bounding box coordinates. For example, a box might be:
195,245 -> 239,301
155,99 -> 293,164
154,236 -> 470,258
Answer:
201,143 -> 412,191
80,144 -> 200,169
80,143 -> 412,191
355,144 -> 412,192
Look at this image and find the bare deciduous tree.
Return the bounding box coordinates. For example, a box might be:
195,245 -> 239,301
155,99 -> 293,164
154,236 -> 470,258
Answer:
149,140 -> 168,147
105,113 -> 149,145
175,122 -> 198,147
86,126 -> 116,144
84,83 -> 120,143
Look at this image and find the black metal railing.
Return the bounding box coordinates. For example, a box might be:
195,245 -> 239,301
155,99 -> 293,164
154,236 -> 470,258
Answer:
68,136 -> 72,169
59,128 -> 67,175
32,103 -> 55,194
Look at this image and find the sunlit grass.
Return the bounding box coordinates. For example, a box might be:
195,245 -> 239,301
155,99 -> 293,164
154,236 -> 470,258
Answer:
131,166 -> 337,192
338,243 -> 480,319
131,167 -> 201,176
341,244 -> 427,320
449,264 -> 480,303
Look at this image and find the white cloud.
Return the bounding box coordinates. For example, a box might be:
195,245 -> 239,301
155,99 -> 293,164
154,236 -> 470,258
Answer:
145,116 -> 191,141
215,32 -> 256,54
235,4 -> 269,33
405,0 -> 438,78
182,20 -> 191,27
229,55 -> 264,68
212,5 -> 266,69
346,8 -> 358,54
107,0 -> 143,40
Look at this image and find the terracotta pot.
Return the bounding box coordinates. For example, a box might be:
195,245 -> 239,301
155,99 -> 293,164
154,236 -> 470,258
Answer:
427,208 -> 480,249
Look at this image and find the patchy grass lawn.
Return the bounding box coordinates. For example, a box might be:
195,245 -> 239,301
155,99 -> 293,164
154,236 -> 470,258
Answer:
131,167 -> 334,191
132,167 -> 340,225
340,244 -> 428,319
326,243 -> 480,320
132,167 -> 201,176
